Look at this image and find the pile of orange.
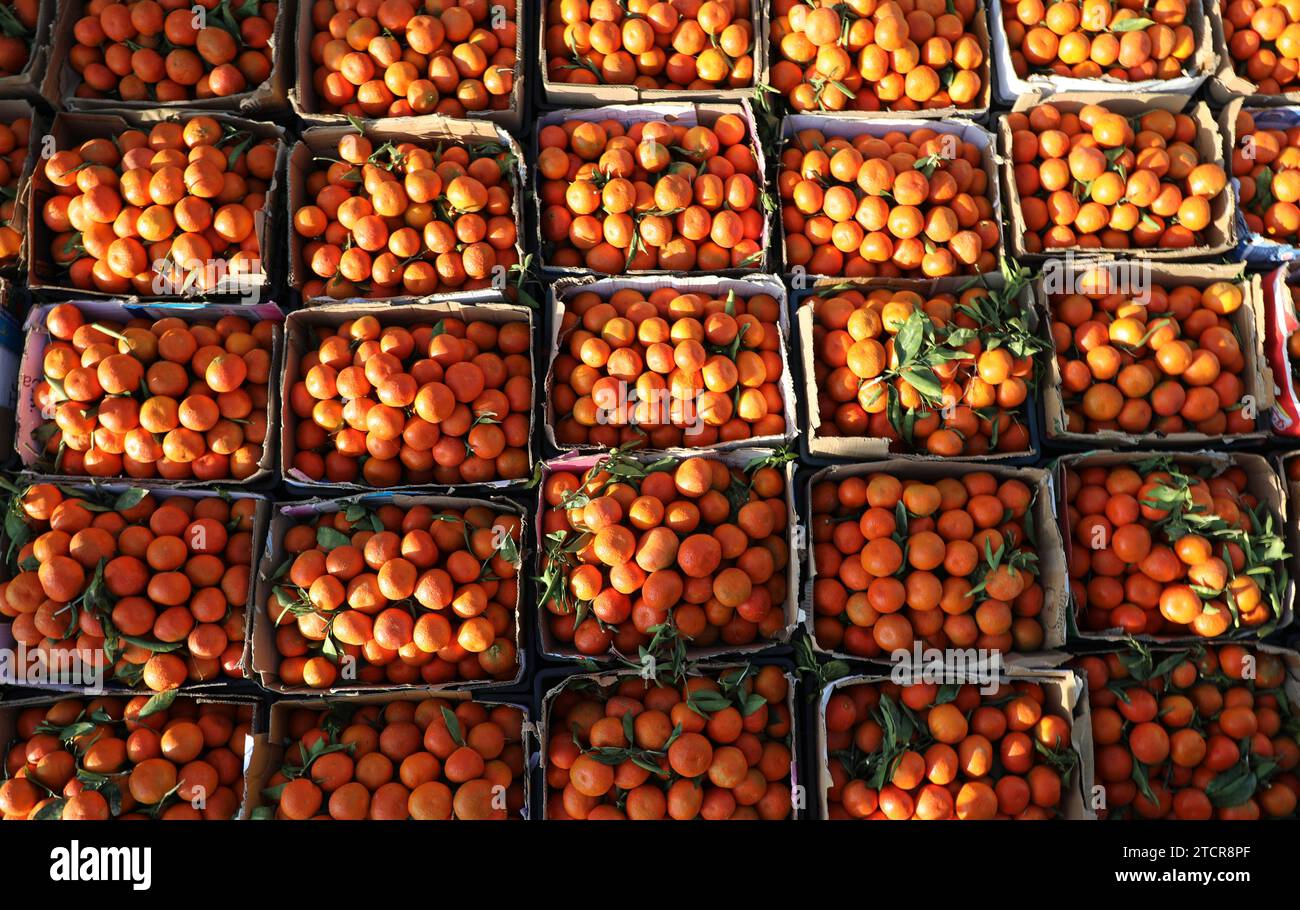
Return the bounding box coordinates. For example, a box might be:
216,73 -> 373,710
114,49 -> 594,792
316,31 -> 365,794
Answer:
544,0 -> 755,89
780,126 -> 998,278
771,0 -> 985,112
1001,0 -> 1196,83
67,0 -> 278,101
306,0 -> 517,118
824,678 -> 1076,819
812,471 -> 1048,658
550,286 -> 786,449
0,113 -> 29,264
1076,645 -> 1299,819
295,131 -> 519,299
1008,102 -> 1228,252
40,116 -> 276,295
1049,275 -> 1255,437
258,698 -> 525,819
1064,458 -> 1286,638
33,303 -> 272,481
1231,109 -> 1300,243
267,500 -> 521,689
1221,0 -> 1300,93
1,483 -> 256,691
804,287 -> 1037,456
288,314 -> 532,487
0,695 -> 254,820
0,0 -> 40,77
540,454 -> 790,657
538,113 -> 763,274
545,666 -> 794,820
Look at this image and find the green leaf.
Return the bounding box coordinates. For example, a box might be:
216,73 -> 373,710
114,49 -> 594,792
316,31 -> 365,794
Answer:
316,526 -> 352,550
137,689 -> 177,719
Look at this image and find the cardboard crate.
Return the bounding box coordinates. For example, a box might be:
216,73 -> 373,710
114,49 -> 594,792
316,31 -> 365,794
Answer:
48,0 -> 290,114
1037,260 -> 1271,447
1056,449 -> 1294,645
533,448 -> 799,663
542,273 -> 797,455
279,299 -> 536,494
14,299 -> 284,486
801,458 -> 1071,663
812,667 -> 1096,819
250,491 -> 528,695
25,111 -> 288,301
286,119 -> 527,306
0,0 -> 56,103
239,690 -> 534,819
999,93 -> 1235,261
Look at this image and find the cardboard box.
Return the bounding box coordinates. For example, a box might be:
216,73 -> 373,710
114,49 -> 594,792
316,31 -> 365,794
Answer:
0,99 -> 40,278
1206,0 -> 1300,107
801,458 -> 1070,662
289,0 -> 523,133
0,690 -> 262,819
0,483 -> 271,691
793,273 -> 1040,462
535,662 -> 803,819
1265,263 -> 1300,437
49,0 -> 290,114
1219,100 -> 1300,265
287,119 -> 527,306
239,690 -> 534,819
279,300 -> 536,494
0,0 -> 56,103
533,448 -> 799,662
1038,260 -> 1272,446
26,111 -> 288,301
1056,450 -> 1295,644
989,0 -> 1215,106
1000,93 -> 1236,261
0,279 -> 20,461
542,273 -> 797,454
813,667 -> 1096,819
538,2 -> 770,107
779,112 -> 1003,284
534,101 -> 770,276
14,299 -> 284,486
250,490 -> 528,694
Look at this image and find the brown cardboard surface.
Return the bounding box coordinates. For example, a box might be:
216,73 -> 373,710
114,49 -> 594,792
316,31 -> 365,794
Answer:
0,0 -> 55,103
25,111 -> 287,300
279,300 -> 535,493
542,273 -> 797,454
287,119 -> 526,304
1037,260 -> 1272,446
250,491 -> 527,694
1000,93 -> 1236,260
802,458 -> 1070,659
